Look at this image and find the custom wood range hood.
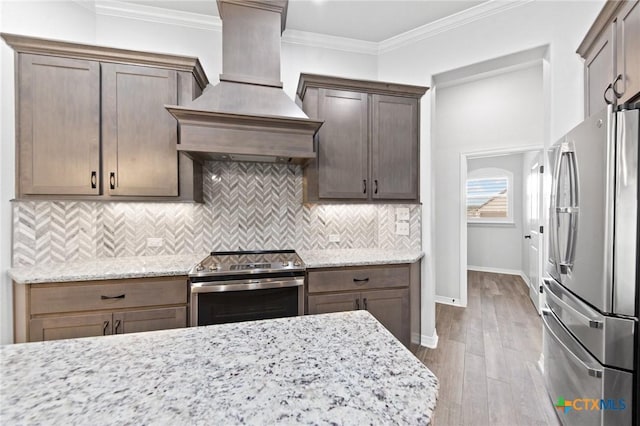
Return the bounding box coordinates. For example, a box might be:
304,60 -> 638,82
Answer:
166,0 -> 323,165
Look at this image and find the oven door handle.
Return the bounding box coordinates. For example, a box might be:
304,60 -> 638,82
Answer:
190,277 -> 304,293
542,308 -> 603,378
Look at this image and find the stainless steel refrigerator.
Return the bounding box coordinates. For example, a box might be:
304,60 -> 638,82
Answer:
542,103 -> 639,426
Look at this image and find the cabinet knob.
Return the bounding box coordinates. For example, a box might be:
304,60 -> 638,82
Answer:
612,74 -> 624,99
603,83 -> 614,105
91,171 -> 97,189
109,172 -> 116,190
363,179 -> 367,194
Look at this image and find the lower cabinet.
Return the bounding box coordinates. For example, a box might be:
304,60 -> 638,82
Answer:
15,277 -> 188,343
306,263 -> 419,348
308,288 -> 409,346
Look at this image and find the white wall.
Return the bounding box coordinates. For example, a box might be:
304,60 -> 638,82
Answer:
435,64 -> 543,301
467,153 -> 524,272
0,1 -> 98,344
377,0 -> 604,338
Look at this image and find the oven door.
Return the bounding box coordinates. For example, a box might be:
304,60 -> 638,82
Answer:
542,307 -> 632,426
190,277 -> 304,326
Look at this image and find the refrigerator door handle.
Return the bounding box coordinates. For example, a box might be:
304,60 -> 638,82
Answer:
542,278 -> 603,329
541,308 -> 603,378
548,145 -> 563,275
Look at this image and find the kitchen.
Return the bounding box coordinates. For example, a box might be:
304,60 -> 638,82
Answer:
0,0 -> 638,425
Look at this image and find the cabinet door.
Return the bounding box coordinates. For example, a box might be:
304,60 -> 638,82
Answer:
361,288 -> 410,347
317,89 -> 369,199
616,0 -> 640,104
584,24 -> 616,117
307,292 -> 359,315
18,54 -> 100,195
113,307 -> 186,334
371,95 -> 419,200
29,313 -> 113,342
102,63 -> 178,196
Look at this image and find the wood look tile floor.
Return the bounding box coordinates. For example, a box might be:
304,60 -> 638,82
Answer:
412,271 -> 561,426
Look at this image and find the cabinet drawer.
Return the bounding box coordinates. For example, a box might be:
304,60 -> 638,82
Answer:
307,265 -> 409,293
30,277 -> 187,315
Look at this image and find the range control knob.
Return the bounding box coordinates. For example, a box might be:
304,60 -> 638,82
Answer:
208,264 -> 220,271
195,264 -> 204,272
293,260 -> 302,267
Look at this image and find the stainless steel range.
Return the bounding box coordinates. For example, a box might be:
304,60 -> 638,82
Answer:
188,250 -> 305,327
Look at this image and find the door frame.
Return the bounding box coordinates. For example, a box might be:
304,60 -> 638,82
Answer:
459,144 -> 544,308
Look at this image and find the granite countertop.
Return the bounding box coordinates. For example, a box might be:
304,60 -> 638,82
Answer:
297,248 -> 424,268
9,249 -> 424,284
9,254 -> 207,284
0,311 -> 438,425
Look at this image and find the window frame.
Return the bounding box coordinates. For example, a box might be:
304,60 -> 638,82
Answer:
466,167 -> 514,224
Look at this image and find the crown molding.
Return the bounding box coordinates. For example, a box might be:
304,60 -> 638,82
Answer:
95,0 -> 222,31
282,29 -> 378,55
91,0 -> 532,56
378,0 -> 535,54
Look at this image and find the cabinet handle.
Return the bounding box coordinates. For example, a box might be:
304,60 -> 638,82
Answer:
90,171 -> 97,189
363,179 -> 367,194
353,277 -> 369,283
114,319 -> 121,334
363,297 -> 368,310
612,74 -> 624,99
103,320 -> 110,335
101,294 -> 125,300
109,172 -> 116,190
355,298 -> 360,310
374,179 -> 378,194
603,83 -> 614,105
524,235 -> 532,239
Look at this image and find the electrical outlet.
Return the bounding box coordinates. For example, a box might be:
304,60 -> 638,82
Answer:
146,237 -> 163,248
328,234 -> 340,243
395,222 -> 410,236
395,207 -> 410,221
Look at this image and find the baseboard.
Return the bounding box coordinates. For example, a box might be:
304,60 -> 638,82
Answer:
421,329 -> 439,349
467,265 -> 524,276
434,295 -> 464,307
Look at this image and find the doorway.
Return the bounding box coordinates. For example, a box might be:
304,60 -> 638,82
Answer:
461,147 -> 544,313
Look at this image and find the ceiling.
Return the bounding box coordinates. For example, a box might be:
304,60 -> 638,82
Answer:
120,0 -> 488,42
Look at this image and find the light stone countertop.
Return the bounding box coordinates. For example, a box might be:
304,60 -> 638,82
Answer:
9,254 -> 207,284
297,248 -> 424,268
9,249 -> 424,284
0,311 -> 438,425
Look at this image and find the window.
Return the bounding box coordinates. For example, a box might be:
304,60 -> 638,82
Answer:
466,168 -> 513,223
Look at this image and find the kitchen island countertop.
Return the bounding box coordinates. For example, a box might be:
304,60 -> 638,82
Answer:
0,311 -> 438,425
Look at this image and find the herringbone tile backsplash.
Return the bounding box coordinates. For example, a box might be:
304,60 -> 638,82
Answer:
13,162 -> 421,266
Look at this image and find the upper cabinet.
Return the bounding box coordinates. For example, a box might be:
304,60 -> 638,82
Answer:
102,64 -> 178,197
18,54 -> 101,195
297,74 -> 427,203
578,0 -> 640,117
2,33 -> 209,201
